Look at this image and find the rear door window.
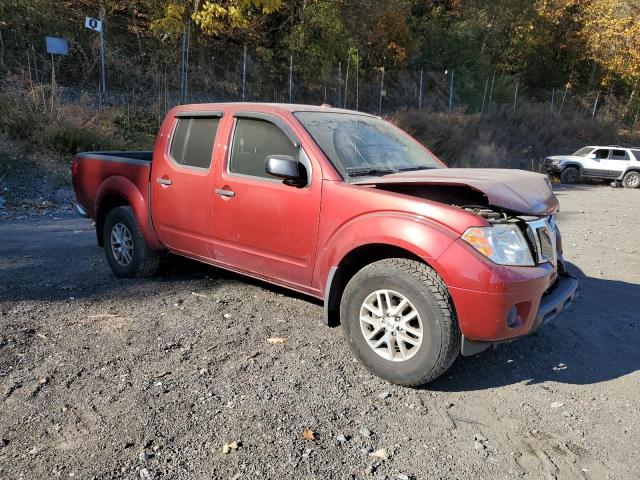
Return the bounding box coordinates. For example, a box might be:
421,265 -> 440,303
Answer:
229,118 -> 299,179
170,117 -> 220,169
610,149 -> 630,160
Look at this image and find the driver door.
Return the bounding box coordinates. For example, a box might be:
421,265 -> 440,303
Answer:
209,113 -> 321,288
583,148 -> 609,177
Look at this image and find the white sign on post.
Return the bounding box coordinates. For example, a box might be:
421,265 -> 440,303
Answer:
84,16 -> 102,32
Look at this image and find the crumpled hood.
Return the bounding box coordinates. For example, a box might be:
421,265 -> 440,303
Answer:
353,168 -> 559,216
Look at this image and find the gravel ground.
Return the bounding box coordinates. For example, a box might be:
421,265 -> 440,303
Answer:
0,185 -> 639,480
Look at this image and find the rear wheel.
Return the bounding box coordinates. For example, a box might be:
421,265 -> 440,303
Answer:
560,166 -> 580,184
340,258 -> 460,387
622,171 -> 640,189
103,206 -> 159,278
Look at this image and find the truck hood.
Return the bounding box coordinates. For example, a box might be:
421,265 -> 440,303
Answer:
547,155 -> 583,162
353,168 -> 559,216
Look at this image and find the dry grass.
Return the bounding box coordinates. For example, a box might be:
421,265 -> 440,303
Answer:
393,104 -> 640,170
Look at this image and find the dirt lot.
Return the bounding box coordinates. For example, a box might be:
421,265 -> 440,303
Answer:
0,185 -> 639,480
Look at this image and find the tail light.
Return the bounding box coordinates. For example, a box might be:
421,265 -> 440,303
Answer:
71,158 -> 78,178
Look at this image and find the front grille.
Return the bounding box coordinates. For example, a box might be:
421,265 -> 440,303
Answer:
526,218 -> 557,267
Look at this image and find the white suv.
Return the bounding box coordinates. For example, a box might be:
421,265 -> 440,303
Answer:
543,146 -> 640,188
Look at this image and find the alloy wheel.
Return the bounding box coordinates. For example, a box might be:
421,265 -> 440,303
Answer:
110,223 -> 134,267
359,289 -> 423,362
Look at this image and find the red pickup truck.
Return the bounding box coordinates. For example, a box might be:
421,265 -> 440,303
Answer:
72,103 -> 578,386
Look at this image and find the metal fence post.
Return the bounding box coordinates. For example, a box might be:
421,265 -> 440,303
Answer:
559,83 -> 569,113
242,44 -> 247,101
337,62 -> 342,108
379,66 -> 385,114
99,7 -> 106,94
448,69 -> 454,111
418,68 -> 423,110
488,71 -> 495,112
355,49 -> 359,111
344,57 -> 349,108
481,77 -> 488,113
288,54 -> 293,103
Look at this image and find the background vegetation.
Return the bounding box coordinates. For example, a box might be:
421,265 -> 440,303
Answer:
0,0 -> 639,167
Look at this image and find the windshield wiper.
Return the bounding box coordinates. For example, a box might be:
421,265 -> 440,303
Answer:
346,167 -> 398,177
396,166 -> 436,172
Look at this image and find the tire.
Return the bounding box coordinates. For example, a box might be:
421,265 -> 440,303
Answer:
102,206 -> 159,278
622,171 -> 640,189
340,258 -> 460,387
560,166 -> 580,184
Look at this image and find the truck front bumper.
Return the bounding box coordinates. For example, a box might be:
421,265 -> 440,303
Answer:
434,238 -> 579,356
460,273 -> 579,356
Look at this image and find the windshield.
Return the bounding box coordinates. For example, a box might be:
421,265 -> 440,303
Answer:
294,111 -> 443,178
573,147 -> 594,156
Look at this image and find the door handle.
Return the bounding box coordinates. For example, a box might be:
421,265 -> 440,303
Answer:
215,188 -> 235,197
156,177 -> 172,186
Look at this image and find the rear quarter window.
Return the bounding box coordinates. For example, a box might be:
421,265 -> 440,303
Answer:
170,117 -> 220,169
631,150 -> 640,161
610,149 -> 630,160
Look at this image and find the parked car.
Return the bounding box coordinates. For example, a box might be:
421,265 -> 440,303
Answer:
71,103 -> 578,386
543,145 -> 640,188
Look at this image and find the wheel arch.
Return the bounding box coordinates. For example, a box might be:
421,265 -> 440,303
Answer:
622,168 -> 640,186
95,176 -> 163,250
96,193 -> 129,247
561,162 -> 583,174
323,243 -> 439,327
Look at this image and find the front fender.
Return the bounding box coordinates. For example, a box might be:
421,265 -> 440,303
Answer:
315,211 -> 459,293
96,176 -> 162,250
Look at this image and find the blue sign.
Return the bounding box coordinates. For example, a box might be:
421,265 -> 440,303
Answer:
45,36 -> 69,55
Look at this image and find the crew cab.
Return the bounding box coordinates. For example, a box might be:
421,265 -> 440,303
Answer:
543,145 -> 640,188
71,103 -> 578,386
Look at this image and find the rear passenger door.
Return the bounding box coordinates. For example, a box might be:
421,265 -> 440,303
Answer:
604,149 -> 632,178
151,112 -> 221,259
209,112 -> 321,288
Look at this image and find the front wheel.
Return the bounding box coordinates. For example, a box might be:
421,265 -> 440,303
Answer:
622,171 -> 640,189
103,206 -> 159,278
560,166 -> 580,184
340,258 -> 460,387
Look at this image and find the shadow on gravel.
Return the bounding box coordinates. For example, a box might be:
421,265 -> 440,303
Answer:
0,219 -> 321,307
552,183 -> 610,194
429,262 -> 640,391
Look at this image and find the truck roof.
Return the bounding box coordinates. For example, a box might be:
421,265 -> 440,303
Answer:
174,102 -> 378,118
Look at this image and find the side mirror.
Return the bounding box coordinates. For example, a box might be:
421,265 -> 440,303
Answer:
588,153 -> 597,159
265,155 -> 307,186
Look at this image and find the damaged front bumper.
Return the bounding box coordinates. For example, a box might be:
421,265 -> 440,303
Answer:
461,273 -> 579,356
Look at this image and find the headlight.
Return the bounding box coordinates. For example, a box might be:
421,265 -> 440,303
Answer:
462,224 -> 535,266
551,159 -> 563,165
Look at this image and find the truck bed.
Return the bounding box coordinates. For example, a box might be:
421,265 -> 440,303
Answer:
76,151 -> 153,163
72,151 -> 153,220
